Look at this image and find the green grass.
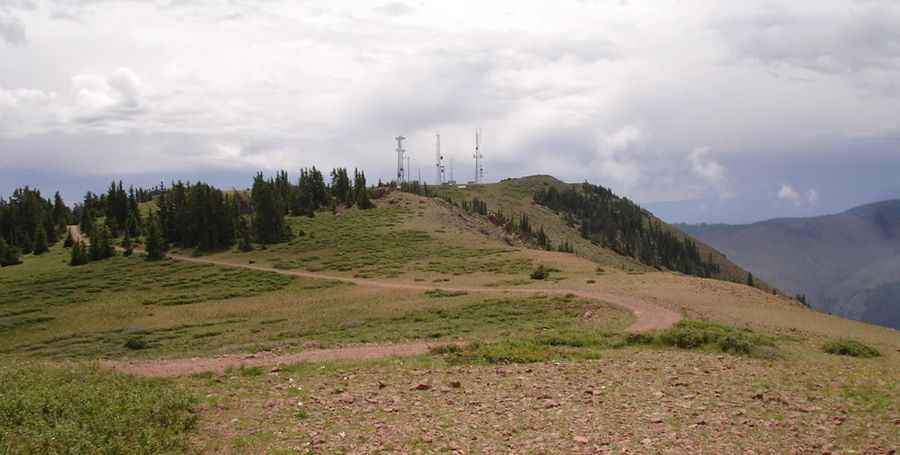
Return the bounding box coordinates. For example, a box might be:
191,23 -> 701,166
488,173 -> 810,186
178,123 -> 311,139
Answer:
218,206 -> 531,278
823,338 -> 881,358
0,251 -> 293,313
0,247 -> 305,359
0,364 -> 196,455
281,294 -> 631,347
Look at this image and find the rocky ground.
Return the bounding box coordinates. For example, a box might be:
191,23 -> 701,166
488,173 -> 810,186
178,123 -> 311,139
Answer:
190,348 -> 899,454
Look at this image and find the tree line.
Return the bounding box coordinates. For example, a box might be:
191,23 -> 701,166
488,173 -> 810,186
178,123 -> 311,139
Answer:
534,183 -> 720,277
0,187 -> 72,266
1,167 -> 376,268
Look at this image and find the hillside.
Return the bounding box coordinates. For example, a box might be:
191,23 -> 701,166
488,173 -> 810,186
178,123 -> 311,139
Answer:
681,200 -> 900,329
2,176 -> 899,453
435,175 -> 771,289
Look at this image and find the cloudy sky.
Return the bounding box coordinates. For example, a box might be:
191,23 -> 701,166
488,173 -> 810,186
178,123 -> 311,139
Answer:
1,0 -> 899,224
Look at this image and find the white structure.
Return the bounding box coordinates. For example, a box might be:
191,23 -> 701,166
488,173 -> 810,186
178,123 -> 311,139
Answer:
472,129 -> 484,184
435,133 -> 445,185
395,135 -> 406,183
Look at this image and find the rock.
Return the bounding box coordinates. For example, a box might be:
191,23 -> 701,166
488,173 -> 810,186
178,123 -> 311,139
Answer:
377,380 -> 387,389
574,436 -> 589,444
302,341 -> 322,350
270,367 -> 281,373
339,393 -> 354,404
449,381 -> 462,389
411,383 -> 431,391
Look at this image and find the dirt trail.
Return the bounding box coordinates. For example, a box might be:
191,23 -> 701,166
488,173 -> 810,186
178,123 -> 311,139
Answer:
103,341 -> 443,378
67,225 -> 83,243
92,230 -> 680,377
166,252 -> 682,333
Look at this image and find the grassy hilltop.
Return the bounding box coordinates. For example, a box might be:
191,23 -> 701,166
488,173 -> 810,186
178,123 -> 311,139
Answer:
1,176 -> 898,454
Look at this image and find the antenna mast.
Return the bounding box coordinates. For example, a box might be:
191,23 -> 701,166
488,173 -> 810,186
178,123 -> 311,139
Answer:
395,135 -> 406,183
435,133 -> 445,185
473,129 -> 484,184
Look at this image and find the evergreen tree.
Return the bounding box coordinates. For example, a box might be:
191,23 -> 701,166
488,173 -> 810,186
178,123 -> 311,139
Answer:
145,212 -> 165,261
747,272 -> 754,287
0,237 -> 22,267
122,231 -> 134,257
330,168 -> 352,207
88,225 -> 115,261
251,173 -> 289,244
80,207 -> 95,236
237,216 -> 253,252
69,240 -> 89,266
353,169 -> 373,209
52,191 -> 70,229
32,225 -> 48,255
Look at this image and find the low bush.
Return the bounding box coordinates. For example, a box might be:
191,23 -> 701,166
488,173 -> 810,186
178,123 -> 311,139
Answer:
530,265 -> 550,280
124,337 -> 150,350
822,339 -> 880,358
641,320 -> 773,357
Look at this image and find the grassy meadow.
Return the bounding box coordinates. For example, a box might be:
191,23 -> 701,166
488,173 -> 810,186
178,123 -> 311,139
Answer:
1,187 -> 898,453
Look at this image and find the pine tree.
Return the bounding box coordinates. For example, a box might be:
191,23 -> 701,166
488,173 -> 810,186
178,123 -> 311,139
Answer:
69,240 -> 89,266
63,228 -> 75,248
122,231 -> 134,257
0,237 -> 22,267
251,173 -> 288,244
88,225 -> 115,261
32,225 -> 48,255
353,169 -> 373,209
237,216 -> 253,252
145,212 -> 165,261
746,272 -> 754,287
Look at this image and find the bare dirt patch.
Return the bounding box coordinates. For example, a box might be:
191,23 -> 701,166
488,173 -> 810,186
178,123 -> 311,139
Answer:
103,341 -> 444,377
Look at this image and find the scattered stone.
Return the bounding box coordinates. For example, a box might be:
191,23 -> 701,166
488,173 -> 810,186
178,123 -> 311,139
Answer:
270,366 -> 281,373
412,383 -> 431,391
449,381 -> 462,388
574,436 -> 589,444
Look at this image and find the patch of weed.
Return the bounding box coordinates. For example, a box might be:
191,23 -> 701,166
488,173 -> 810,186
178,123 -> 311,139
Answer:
823,339 -> 880,358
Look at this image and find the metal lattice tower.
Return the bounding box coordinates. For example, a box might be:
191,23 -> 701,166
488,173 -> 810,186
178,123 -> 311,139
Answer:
435,133 -> 445,185
473,129 -> 484,184
395,135 -> 406,183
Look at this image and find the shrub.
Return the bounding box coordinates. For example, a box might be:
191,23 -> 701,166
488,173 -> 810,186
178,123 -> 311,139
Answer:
719,333 -> 754,355
654,320 -> 772,357
124,337 -> 150,350
530,265 -> 549,280
823,339 -> 880,358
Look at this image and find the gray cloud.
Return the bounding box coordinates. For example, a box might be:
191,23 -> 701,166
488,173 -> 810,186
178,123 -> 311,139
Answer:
373,2 -> 415,17
714,2 -> 900,93
0,13 -> 26,44
1,1 -> 898,223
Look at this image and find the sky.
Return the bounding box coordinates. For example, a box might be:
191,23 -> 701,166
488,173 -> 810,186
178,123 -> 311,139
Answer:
1,0 -> 899,224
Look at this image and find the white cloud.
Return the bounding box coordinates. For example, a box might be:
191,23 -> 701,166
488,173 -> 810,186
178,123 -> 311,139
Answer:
777,184 -> 820,206
0,0 -> 898,223
778,183 -> 802,205
689,146 -> 726,183
590,125 -> 643,189
806,188 -> 819,205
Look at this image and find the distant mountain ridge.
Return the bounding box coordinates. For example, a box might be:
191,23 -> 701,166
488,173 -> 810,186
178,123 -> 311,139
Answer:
679,200 -> 900,329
